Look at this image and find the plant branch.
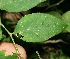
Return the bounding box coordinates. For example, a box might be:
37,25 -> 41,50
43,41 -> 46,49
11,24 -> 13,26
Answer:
1,23 -> 18,52
45,0 -> 64,11
0,18 -> 23,59
44,39 -> 68,44
36,51 -> 42,59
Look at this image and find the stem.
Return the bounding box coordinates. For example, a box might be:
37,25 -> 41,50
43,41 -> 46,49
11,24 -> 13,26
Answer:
0,18 -> 23,58
44,39 -> 68,44
45,0 -> 64,11
36,51 -> 42,59
1,22 -> 19,53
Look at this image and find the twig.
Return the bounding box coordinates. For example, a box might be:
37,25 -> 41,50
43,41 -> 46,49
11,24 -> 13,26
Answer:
45,0 -> 64,11
44,39 -> 68,44
0,18 -> 23,59
36,51 -> 42,59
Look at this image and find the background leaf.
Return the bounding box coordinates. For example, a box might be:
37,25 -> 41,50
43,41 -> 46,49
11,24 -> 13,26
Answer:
36,1 -> 48,7
62,11 -> 70,32
14,13 -> 67,42
0,0 -> 46,12
0,26 -> 2,40
47,11 -> 62,19
0,50 -> 19,59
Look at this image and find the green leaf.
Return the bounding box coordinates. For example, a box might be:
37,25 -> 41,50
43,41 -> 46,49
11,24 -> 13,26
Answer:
0,50 -> 19,59
0,20 -> 2,40
36,1 -> 48,7
62,11 -> 70,32
2,37 -> 11,42
0,26 -> 2,40
47,11 -> 62,19
0,0 -> 46,12
14,13 -> 67,42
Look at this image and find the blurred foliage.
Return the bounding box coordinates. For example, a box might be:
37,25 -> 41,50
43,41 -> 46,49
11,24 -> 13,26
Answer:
0,50 -> 18,59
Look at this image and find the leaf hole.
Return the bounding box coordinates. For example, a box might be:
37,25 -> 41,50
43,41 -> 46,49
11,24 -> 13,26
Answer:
17,33 -> 24,38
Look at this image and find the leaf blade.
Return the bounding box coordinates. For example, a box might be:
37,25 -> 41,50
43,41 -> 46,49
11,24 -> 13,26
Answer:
0,26 -> 2,40
14,13 -> 67,42
62,11 -> 70,32
0,50 -> 19,59
0,0 -> 46,12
